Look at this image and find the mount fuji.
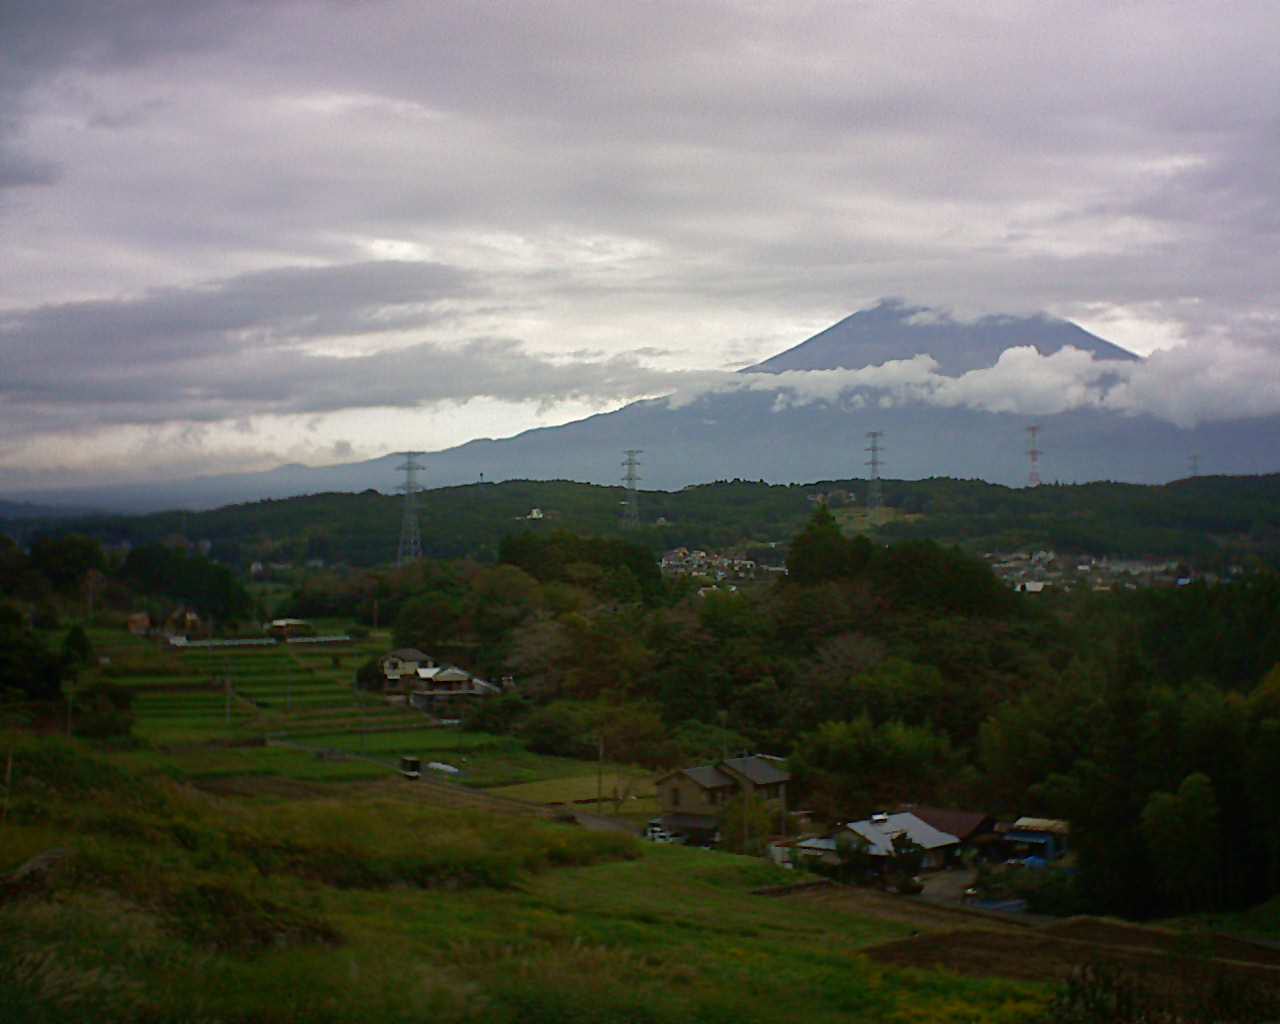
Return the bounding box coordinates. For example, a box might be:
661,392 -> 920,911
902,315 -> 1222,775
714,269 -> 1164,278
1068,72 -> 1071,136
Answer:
6,300 -> 1277,512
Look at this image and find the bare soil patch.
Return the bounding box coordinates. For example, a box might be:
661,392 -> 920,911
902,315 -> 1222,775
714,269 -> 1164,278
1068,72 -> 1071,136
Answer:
863,924 -> 1280,1002
1041,917 -> 1280,967
192,776 -> 336,800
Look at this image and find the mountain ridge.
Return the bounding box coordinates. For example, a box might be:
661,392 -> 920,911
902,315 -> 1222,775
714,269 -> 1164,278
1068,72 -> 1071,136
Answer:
4,300 -> 1275,512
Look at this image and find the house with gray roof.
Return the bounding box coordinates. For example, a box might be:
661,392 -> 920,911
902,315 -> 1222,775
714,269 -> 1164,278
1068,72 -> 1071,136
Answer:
380,648 -> 435,692
654,755 -> 789,845
795,811 -> 960,871
407,665 -> 503,715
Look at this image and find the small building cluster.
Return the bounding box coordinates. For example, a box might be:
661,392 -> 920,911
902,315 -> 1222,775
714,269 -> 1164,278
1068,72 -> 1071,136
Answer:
985,549 -> 1238,593
378,647 -> 506,717
649,753 -> 1071,903
659,548 -> 759,580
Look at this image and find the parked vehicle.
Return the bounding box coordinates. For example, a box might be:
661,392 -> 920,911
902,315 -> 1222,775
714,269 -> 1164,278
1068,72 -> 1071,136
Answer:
644,819 -> 686,844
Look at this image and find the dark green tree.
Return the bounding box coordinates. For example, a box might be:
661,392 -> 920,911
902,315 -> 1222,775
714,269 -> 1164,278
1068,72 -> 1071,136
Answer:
61,624 -> 94,667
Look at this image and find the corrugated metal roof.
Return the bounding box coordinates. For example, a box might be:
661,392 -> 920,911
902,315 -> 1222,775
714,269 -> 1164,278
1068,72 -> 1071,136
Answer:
1013,817 -> 1070,835
842,812 -> 960,856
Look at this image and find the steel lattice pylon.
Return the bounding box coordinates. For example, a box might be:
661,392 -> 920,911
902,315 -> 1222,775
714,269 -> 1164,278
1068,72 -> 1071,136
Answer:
865,431 -> 884,525
621,449 -> 643,527
396,452 -> 425,565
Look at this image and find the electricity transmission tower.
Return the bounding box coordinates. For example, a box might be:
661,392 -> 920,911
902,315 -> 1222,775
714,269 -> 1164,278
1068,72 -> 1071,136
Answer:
1188,452 -> 1200,477
1026,425 -> 1042,488
621,449 -> 643,527
865,431 -> 884,525
396,452 -> 425,566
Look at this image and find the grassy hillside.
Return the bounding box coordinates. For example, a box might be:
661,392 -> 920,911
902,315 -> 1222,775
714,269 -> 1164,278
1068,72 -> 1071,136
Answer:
1,741 -> 1047,1024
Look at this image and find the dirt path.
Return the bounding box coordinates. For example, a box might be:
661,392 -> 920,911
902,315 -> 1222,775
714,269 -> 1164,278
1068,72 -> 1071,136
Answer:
776,881 -> 1033,932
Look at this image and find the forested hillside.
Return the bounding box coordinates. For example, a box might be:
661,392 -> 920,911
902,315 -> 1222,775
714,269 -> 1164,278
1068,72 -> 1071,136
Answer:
278,509 -> 1280,922
5,473 -> 1280,569
5,500 -> 1280,977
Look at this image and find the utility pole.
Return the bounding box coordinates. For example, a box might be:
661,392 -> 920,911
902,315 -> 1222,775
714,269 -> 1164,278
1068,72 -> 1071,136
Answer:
396,452 -> 425,566
596,730 -> 605,815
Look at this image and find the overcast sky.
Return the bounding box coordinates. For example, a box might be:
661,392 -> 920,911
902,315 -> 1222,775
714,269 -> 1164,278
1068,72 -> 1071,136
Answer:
3,0 -> 1279,491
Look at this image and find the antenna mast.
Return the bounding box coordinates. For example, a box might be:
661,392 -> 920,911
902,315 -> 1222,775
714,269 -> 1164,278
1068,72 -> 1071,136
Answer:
396,451 -> 425,566
865,431 -> 884,525
621,449 -> 643,527
1026,425 -> 1042,488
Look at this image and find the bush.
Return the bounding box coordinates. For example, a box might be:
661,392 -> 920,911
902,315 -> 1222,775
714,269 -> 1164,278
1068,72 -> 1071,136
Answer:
71,684 -> 135,739
61,625 -> 93,667
463,692 -> 530,735
522,702 -> 596,759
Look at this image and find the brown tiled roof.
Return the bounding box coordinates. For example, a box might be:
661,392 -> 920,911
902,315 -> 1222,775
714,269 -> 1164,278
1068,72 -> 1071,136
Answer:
897,806 -> 993,842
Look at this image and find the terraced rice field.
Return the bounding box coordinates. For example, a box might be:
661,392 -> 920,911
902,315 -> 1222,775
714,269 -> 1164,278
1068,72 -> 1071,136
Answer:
98,636 -> 401,746
91,631 -> 638,805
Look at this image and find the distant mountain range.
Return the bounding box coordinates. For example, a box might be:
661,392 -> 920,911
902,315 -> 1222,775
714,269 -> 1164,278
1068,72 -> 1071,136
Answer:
5,299 -> 1277,513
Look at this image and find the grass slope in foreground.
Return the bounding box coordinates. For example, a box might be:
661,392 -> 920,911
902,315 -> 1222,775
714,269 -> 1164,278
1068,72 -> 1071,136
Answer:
1,740 -> 1045,1024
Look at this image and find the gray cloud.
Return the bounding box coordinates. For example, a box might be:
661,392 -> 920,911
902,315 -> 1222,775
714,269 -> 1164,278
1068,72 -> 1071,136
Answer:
3,1 -> 1280,483
0,259 -> 681,438
2,260 -> 474,368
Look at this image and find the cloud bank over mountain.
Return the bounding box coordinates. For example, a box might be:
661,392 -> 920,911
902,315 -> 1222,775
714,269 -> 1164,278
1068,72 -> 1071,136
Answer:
669,341 -> 1280,430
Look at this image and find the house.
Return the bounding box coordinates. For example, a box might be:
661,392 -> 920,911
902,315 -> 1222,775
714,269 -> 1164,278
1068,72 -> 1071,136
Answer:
795,812 -> 960,871
380,648 -> 435,692
126,612 -> 151,637
654,755 -> 790,846
407,665 -> 502,715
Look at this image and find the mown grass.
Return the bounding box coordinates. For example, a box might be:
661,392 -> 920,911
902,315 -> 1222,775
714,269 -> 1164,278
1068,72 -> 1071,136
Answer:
491,772 -> 658,823
1,739 -> 1048,1024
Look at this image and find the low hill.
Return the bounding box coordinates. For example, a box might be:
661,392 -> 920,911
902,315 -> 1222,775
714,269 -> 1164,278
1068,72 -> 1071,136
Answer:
6,474 -> 1280,569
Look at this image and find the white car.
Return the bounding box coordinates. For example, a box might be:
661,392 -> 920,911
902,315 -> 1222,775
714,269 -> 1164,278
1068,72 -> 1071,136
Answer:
643,820 -> 686,844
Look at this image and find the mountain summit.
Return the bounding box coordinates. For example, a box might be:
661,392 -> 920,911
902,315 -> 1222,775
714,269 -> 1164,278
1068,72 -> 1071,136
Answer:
746,298 -> 1139,376
5,301 -> 1275,511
